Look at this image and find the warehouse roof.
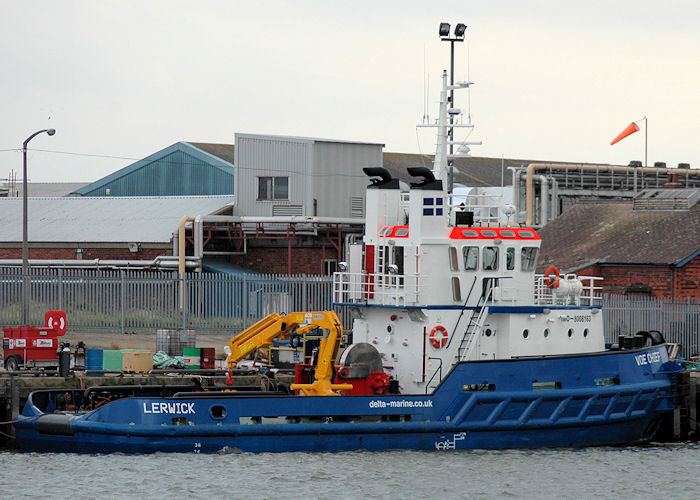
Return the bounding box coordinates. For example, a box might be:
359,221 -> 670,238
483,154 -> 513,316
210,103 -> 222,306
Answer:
383,153 -> 537,188
234,133 -> 384,147
12,182 -> 89,197
187,142 -> 234,164
0,196 -> 234,243
537,197 -> 700,272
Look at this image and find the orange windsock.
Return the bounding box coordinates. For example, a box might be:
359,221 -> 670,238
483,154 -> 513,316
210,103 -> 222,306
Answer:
610,122 -> 640,145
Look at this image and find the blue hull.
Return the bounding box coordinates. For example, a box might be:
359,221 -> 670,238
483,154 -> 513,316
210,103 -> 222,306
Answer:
14,346 -> 681,453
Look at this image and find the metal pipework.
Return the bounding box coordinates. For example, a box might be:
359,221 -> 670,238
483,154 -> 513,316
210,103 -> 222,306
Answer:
525,163 -> 700,226
178,216 -> 196,311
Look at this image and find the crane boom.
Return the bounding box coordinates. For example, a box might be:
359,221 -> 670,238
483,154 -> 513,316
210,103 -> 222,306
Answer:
226,311 -> 353,396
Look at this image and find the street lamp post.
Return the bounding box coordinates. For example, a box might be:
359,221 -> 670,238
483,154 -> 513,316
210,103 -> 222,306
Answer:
22,128 -> 56,325
439,22 -> 467,194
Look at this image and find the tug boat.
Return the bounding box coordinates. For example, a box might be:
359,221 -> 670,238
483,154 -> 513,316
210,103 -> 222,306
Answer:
13,70 -> 682,454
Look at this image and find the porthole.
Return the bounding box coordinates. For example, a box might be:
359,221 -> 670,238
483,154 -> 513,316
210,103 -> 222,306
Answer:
523,329 -> 529,339
484,328 -> 492,337
568,328 -> 574,338
544,328 -> 550,338
583,328 -> 589,338
210,405 -> 226,419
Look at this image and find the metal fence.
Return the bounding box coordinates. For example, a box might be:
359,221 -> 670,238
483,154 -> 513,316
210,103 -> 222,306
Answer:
0,268 -> 347,334
603,294 -> 700,357
1,268 -> 697,356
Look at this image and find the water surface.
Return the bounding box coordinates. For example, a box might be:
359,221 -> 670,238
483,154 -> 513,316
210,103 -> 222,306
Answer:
2,443 -> 697,499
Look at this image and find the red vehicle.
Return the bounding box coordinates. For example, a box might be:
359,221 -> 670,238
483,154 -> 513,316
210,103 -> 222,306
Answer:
2,310 -> 67,371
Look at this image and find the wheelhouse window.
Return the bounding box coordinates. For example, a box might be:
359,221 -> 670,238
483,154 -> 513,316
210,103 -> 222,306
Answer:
258,176 -> 289,200
392,246 -> 404,275
452,277 -> 462,301
483,247 -> 499,271
463,246 -> 478,270
506,247 -> 515,270
448,246 -> 459,272
521,247 -> 539,272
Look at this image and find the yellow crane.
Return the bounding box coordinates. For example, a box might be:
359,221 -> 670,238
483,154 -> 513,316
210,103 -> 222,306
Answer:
226,311 -> 353,396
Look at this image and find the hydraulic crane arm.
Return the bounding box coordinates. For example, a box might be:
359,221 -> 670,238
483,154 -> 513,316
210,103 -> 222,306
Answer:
226,311 -> 353,396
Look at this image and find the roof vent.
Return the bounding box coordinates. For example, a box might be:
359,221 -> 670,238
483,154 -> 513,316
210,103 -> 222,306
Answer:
633,189 -> 700,211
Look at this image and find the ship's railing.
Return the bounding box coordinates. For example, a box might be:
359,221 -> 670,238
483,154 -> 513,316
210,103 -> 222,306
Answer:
334,271 -> 604,307
533,274 -> 603,306
399,192 -> 509,225
449,193 -> 506,225
333,271 -> 423,306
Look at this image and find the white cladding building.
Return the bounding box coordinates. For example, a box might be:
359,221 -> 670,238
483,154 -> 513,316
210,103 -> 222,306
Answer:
233,133 -> 384,218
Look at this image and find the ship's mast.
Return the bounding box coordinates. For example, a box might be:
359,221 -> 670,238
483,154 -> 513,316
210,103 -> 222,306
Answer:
417,73 -> 479,198
432,70 -> 450,183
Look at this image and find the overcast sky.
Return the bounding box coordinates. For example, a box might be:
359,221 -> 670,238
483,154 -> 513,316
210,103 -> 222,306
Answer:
2,0 -> 699,182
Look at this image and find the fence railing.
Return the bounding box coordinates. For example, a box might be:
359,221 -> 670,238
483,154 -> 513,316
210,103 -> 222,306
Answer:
0,268 -> 347,334
603,293 -> 700,357
1,268 -> 697,357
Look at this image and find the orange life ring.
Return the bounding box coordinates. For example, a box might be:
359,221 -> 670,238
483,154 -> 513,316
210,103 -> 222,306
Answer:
545,265 -> 560,289
429,325 -> 449,348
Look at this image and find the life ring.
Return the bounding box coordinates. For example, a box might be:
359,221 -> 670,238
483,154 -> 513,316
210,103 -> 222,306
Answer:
545,265 -> 560,289
429,325 -> 449,348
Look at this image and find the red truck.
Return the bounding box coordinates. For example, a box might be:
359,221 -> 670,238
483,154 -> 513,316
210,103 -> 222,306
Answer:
2,310 -> 67,371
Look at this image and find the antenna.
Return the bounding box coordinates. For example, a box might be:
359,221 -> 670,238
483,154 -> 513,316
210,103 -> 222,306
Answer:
466,38 -> 472,125
423,44 -> 430,124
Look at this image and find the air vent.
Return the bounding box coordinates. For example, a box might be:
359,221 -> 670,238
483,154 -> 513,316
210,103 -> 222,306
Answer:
633,189 -> 700,211
272,204 -> 303,216
350,197 -> 364,217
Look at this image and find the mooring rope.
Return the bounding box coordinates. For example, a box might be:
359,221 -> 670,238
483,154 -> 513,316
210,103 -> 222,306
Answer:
0,415 -> 38,439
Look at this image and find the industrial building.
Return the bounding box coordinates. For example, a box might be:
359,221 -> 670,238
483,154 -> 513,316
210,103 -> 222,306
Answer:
537,189 -> 700,299
70,142 -> 235,197
0,134 -> 383,275
0,196 -> 233,268
1,132 -> 698,294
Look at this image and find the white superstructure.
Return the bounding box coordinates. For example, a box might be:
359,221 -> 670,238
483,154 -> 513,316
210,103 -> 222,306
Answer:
334,71 -> 605,394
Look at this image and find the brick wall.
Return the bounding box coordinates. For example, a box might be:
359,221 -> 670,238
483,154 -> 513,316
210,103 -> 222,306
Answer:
0,247 -> 168,260
228,247 -> 338,275
675,254 -> 700,298
0,244 -> 337,275
600,265 -> 673,297
576,257 -> 699,299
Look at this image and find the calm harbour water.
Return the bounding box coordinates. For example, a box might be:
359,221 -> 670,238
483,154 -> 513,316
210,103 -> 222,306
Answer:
2,442 -> 699,499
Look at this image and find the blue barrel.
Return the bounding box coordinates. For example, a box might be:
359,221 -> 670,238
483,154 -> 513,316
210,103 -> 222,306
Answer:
86,349 -> 103,376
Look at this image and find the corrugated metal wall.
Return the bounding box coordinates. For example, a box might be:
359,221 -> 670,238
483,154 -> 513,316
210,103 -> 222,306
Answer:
313,141 -> 381,217
235,134 -> 381,217
234,134 -> 312,216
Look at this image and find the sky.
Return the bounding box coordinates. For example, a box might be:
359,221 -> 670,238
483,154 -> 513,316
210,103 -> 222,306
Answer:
1,0 -> 699,182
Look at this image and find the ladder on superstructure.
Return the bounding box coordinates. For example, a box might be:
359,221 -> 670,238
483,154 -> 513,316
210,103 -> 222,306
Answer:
455,289 -> 492,363
376,245 -> 387,287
